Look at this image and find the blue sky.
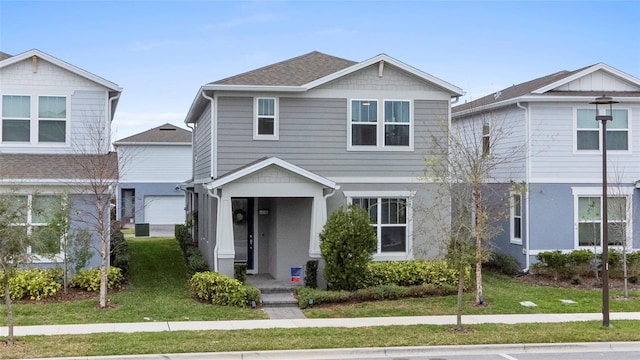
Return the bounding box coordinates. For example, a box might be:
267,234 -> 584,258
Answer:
1,0 -> 639,140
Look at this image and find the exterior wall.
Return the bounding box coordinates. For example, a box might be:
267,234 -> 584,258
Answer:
216,96 -> 449,178
118,145 -> 192,182
70,193 -> 107,269
193,104 -> 212,182
195,184 -> 217,270
0,58 -> 110,154
530,103 -> 640,183
271,198 -> 312,281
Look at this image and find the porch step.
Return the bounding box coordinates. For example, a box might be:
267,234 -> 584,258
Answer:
260,292 -> 298,308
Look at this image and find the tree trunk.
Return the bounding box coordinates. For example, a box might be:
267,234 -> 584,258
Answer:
456,262 -> 465,331
99,237 -> 107,308
623,249 -> 629,298
474,188 -> 484,304
4,279 -> 14,346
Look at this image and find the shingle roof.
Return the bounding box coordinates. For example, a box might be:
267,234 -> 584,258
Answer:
210,51 -> 357,86
0,153 -> 118,181
0,51 -> 12,61
453,66 -> 593,113
114,123 -> 191,144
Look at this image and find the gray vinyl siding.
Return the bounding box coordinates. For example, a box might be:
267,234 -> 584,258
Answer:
217,96 -> 449,178
70,90 -> 108,154
193,103 -> 212,181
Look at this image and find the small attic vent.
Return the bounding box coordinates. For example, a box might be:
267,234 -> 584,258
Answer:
159,127 -> 176,131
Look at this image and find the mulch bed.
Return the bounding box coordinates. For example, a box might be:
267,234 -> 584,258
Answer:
517,273 -> 640,291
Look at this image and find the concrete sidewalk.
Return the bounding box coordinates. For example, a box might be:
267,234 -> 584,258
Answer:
3,312 -> 640,337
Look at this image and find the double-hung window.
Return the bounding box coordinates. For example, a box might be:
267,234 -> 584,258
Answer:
576,194 -> 629,248
510,193 -> 522,244
38,96 -> 67,143
347,191 -> 413,257
576,108 -> 629,151
254,97 -> 278,140
350,99 -> 412,150
2,95 -> 31,142
10,194 -> 63,257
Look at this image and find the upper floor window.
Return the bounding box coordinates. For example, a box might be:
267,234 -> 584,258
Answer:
510,193 -> 522,244
254,97 -> 278,140
38,96 -> 66,143
482,123 -> 490,155
2,95 -> 31,142
576,109 -> 628,151
1,94 -> 67,144
350,99 -> 412,150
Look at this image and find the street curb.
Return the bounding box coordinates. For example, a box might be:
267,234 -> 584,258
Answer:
24,341 -> 640,360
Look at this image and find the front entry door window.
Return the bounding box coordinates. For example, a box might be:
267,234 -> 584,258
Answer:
232,198 -> 255,271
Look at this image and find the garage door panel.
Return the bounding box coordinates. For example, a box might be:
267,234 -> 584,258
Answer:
144,196 -> 185,225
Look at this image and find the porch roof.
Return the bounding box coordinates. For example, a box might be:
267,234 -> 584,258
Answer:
207,157 -> 337,190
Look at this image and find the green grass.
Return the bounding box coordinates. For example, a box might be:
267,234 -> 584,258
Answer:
2,321 -> 640,359
0,237 -> 266,326
303,274 -> 640,318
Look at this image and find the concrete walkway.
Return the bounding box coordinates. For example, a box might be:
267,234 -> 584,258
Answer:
3,312 -> 640,337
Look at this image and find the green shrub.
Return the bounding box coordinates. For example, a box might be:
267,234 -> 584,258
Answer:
175,224 -> 192,253
567,249 -> 594,276
304,260 -> 318,289
244,284 -> 261,305
364,260 -> 468,289
190,271 -> 247,307
234,263 -> 247,284
0,268 -> 62,300
70,267 -> 125,291
536,251 -> 570,280
184,245 -> 209,276
110,226 -> 129,277
320,205 -> 377,291
605,249 -> 622,270
294,282 -> 458,309
483,252 -> 521,276
627,251 -> 640,276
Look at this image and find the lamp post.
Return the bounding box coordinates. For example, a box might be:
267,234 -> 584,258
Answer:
589,95 -> 618,328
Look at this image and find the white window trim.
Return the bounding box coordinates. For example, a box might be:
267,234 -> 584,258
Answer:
10,193 -> 65,263
37,95 -> 70,145
344,190 -> 414,260
571,186 -> 633,251
510,192 -> 522,245
1,93 -> 71,147
253,97 -> 278,141
347,99 -> 414,152
573,107 -> 631,155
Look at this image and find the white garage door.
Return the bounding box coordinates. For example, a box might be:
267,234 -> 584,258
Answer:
144,196 -> 185,225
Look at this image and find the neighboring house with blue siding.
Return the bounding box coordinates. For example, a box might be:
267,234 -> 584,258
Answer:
113,123 -> 192,234
0,49 -> 121,268
183,51 -> 462,283
452,63 -> 640,270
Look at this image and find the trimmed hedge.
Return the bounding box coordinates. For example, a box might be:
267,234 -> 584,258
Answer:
190,271 -> 247,307
110,226 -> 129,277
534,249 -> 640,280
0,268 -> 62,300
295,283 -> 457,309
483,252 -> 522,276
364,260 -> 469,288
304,260 -> 318,289
70,267 -> 125,291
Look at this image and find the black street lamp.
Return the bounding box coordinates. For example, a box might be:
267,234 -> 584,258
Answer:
589,95 -> 618,328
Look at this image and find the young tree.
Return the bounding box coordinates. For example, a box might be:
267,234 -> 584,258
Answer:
425,112 -> 527,308
0,193 -> 35,346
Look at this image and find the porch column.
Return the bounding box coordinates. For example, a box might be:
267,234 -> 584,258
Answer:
217,195 -> 235,260
309,192 -> 327,257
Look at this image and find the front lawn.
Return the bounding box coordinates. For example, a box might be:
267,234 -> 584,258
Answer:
303,273 -> 640,318
0,237 -> 266,326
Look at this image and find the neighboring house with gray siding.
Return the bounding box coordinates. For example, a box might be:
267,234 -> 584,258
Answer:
113,123 -> 192,233
184,51 -> 462,283
452,63 -> 640,270
0,49 -> 121,269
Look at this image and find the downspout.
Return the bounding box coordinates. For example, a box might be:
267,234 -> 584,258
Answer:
107,92 -> 121,151
516,102 -> 531,271
451,96 -> 460,105
201,91 -> 217,179
207,185 -> 220,272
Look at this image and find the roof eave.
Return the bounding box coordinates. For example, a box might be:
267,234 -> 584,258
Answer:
303,53 -> 463,96
114,141 -> 192,146
0,49 -> 122,92
202,84 -> 306,92
533,63 -> 640,95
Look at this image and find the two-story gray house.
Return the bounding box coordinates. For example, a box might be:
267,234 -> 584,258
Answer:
452,63 -> 640,270
0,49 -> 121,268
184,51 -> 462,282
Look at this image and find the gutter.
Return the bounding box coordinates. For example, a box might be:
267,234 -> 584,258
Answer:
201,91 -> 217,179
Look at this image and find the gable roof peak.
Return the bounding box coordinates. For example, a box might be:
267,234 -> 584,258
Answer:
114,123 -> 191,145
